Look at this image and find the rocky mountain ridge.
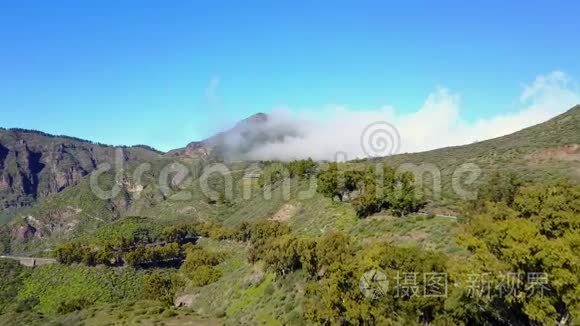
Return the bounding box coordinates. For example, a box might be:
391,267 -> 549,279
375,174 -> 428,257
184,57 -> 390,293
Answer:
0,128 -> 162,209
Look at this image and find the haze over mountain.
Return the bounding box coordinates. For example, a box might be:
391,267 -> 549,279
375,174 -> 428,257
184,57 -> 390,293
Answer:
195,71 -> 580,161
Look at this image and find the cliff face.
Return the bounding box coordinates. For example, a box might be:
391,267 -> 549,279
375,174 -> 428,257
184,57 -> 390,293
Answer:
0,129 -> 162,209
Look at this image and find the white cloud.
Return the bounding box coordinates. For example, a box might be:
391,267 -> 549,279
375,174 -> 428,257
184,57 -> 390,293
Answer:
221,71 -> 580,161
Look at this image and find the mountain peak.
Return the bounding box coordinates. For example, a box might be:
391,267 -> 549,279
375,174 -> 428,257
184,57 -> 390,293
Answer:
166,113 -> 269,159
235,112 -> 268,128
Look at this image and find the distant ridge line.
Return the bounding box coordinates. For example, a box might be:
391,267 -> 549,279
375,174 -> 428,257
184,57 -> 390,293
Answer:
0,127 -> 165,154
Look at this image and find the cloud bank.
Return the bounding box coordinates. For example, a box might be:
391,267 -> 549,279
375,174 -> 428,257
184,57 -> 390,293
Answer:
221,71 -> 579,161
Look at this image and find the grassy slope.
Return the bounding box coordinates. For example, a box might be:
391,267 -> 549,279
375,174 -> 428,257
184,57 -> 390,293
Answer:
176,238 -> 308,325
17,264 -> 146,315
370,105 -> 580,201
2,170 -> 461,324
0,301 -> 220,326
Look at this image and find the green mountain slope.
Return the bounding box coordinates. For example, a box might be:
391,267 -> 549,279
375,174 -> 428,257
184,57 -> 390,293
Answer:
3,105 -> 579,254
0,106 -> 577,325
369,105 -> 580,201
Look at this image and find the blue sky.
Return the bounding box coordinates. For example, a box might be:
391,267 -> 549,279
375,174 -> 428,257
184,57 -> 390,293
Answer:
1,0 -> 579,152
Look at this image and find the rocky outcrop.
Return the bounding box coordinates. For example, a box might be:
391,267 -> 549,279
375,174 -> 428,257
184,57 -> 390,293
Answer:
0,174 -> 11,192
182,142 -> 210,160
0,129 -> 162,209
8,206 -> 85,247
526,144 -> 580,162
12,223 -> 37,242
174,294 -> 196,308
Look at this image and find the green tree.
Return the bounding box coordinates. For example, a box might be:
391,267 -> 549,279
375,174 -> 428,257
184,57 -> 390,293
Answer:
143,271 -> 183,305
181,247 -> 223,287
482,171 -> 523,206
297,238 -> 318,277
315,231 -> 353,270
164,224 -> 192,243
304,260 -> 380,325
189,265 -> 222,287
263,234 -> 301,276
387,172 -> 422,217
181,246 -> 224,287
317,163 -> 364,202
124,245 -> 147,267
258,162 -> 290,188
181,247 -> 222,271
316,163 -> 342,200
233,221 -> 252,242
452,182 -> 580,325
247,220 -> 291,263
287,158 -> 317,178
55,242 -> 91,265
305,237 -> 450,325
352,181 -> 383,217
